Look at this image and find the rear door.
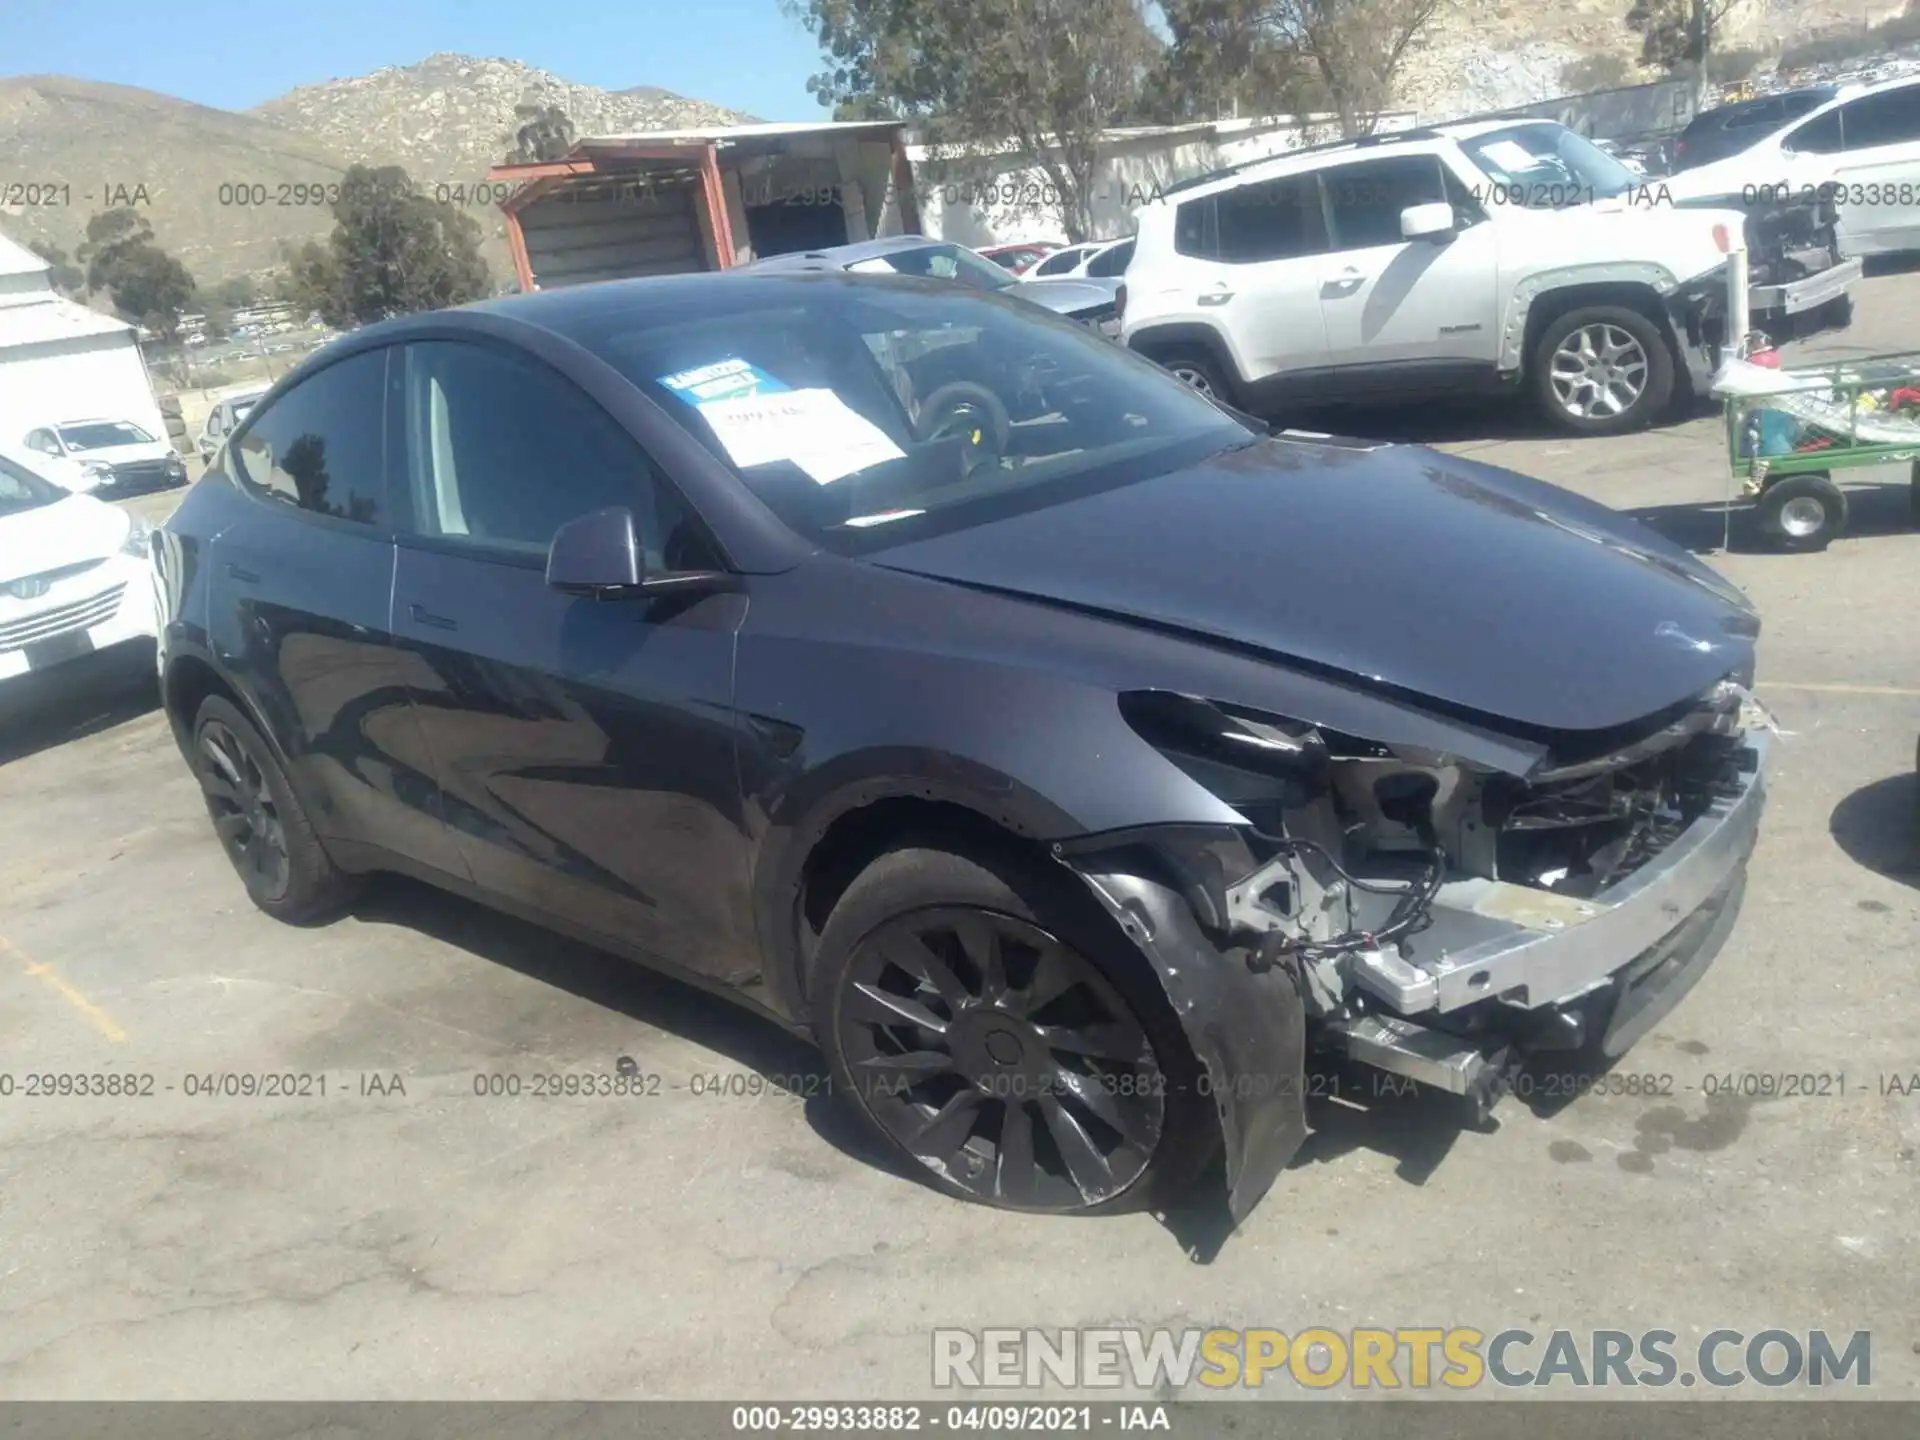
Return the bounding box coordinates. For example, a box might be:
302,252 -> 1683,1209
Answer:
1177,174 -> 1335,387
386,336 -> 758,982
1314,153 -> 1501,378
1828,84 -> 1920,254
215,347 -> 466,878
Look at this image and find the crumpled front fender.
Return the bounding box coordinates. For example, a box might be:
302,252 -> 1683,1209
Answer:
1058,840 -> 1307,1222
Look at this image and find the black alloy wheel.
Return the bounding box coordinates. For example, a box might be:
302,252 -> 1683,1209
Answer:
197,716 -> 292,903
834,905 -> 1167,1211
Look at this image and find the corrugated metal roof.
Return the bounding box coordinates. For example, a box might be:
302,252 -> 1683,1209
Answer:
0,232 -> 53,278
0,295 -> 134,350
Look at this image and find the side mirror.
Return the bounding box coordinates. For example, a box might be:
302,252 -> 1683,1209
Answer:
547,506 -> 643,595
1400,202 -> 1457,242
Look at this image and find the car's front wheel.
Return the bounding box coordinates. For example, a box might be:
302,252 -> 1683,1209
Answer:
1533,305 -> 1675,435
812,842 -> 1209,1214
191,695 -> 359,923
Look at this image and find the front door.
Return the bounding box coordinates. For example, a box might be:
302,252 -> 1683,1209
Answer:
1829,85 -> 1920,255
213,346 -> 466,878
386,337 -> 758,983
1313,154 -> 1501,380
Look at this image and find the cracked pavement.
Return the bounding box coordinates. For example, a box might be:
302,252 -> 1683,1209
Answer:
0,273 -> 1916,1400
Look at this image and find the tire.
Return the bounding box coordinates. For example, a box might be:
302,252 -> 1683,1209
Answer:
1150,345 -> 1236,405
1755,472 -> 1847,552
190,695 -> 359,923
1531,305 -> 1675,436
811,841 -> 1212,1214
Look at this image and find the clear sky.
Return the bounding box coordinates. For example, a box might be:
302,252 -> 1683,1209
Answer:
0,0 -> 832,120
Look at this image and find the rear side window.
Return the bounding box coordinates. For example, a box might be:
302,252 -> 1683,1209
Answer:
1322,155 -> 1449,250
1086,239 -> 1134,277
232,349 -> 389,526
1213,175 -> 1328,263
1032,248 -> 1085,276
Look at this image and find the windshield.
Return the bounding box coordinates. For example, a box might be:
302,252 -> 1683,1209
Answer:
58,421 -> 155,450
569,276 -> 1250,554
1456,123 -> 1641,206
0,454 -> 63,517
846,243 -> 1017,292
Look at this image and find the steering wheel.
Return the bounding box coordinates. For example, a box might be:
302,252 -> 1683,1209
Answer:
915,382 -> 1011,476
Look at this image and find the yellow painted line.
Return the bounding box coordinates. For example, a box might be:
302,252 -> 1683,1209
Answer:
0,931 -> 126,1044
1759,681 -> 1920,698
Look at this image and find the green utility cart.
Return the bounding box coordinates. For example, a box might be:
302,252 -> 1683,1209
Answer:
1723,350 -> 1920,551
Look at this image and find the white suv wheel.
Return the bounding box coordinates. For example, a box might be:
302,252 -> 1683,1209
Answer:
1549,323 -> 1650,419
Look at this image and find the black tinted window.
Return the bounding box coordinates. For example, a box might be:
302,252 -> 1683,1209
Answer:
1838,86 -> 1920,149
396,340 -> 714,569
1785,108 -> 1843,155
1214,176 -> 1327,263
233,349 -> 388,526
1174,199 -> 1212,257
1086,239 -> 1134,277
1322,156 -> 1448,249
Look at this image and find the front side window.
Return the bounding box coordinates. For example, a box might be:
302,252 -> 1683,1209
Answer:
1321,155 -> 1449,249
57,421 -> 154,450
565,278 -> 1251,555
1213,174 -> 1328,263
1833,85 -> 1920,150
1032,247 -> 1085,276
232,349 -> 388,526
396,340 -> 715,571
1783,107 -> 1843,155
24,429 -> 58,455
1456,122 -> 1640,206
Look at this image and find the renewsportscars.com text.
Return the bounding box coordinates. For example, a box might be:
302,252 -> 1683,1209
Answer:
932,1327 -> 1872,1391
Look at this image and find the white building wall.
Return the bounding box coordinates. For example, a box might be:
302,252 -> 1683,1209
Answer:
0,336 -> 168,452
910,113 -> 1421,246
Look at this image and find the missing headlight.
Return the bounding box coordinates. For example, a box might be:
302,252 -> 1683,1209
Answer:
1118,691 -> 1328,834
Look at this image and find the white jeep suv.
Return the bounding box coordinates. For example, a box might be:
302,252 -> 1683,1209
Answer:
1122,119 -> 1858,434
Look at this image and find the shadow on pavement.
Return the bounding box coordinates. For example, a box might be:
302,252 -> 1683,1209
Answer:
0,639 -> 160,768
1626,477 -> 1917,555
1830,770 -> 1920,891
1277,391 -> 1720,448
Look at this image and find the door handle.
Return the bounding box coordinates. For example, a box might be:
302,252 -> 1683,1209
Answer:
226,563 -> 260,584
1321,268 -> 1368,296
1197,288 -> 1233,306
408,603 -> 459,632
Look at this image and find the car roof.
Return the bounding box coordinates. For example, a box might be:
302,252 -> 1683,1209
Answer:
54,417 -> 137,427
740,234 -> 959,270
1688,85 -> 1840,127
1152,124 -> 1476,204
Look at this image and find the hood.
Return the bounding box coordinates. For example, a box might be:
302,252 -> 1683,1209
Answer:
0,493 -> 130,584
869,437 -> 1757,736
1014,277 -> 1121,317
73,441 -> 174,465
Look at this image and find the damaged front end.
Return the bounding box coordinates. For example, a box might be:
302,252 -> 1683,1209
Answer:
1676,187 -> 1862,337
1056,684 -> 1767,1221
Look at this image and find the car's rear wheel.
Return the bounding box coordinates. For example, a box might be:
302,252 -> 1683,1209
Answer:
812,843 -> 1208,1214
191,695 -> 358,923
1533,306 -> 1674,435
1151,346 -> 1234,404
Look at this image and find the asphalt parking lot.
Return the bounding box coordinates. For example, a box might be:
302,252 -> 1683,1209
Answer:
2,279 -> 1917,1401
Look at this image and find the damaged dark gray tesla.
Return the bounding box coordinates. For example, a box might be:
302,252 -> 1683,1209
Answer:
155,270 -> 1767,1224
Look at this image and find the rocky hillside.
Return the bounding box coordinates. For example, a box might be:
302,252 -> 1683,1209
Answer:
250,53 -> 757,192
0,56 -> 754,285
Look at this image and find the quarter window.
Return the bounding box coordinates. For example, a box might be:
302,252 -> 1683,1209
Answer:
395,339 -> 715,570
232,349 -> 389,526
1834,85 -> 1920,150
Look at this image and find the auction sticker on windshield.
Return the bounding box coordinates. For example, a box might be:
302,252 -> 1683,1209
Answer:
659,357 -> 790,403
692,387 -> 904,484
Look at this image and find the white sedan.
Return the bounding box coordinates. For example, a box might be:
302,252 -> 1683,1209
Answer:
0,447 -> 158,687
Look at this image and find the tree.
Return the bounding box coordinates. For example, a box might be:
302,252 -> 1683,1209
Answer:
794,0 -> 1158,242
1559,52 -> 1633,93
1133,0 -> 1318,122
1260,0 -> 1445,138
1625,0 -> 1739,102
207,274 -> 258,309
200,299 -> 234,343
27,240 -> 86,297
75,208 -> 197,342
507,103 -> 577,163
287,164 -> 490,326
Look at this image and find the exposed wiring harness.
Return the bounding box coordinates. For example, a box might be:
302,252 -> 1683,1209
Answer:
1267,837 -> 1446,962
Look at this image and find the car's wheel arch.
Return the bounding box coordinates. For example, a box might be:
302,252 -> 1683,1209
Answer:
751,763 -> 1080,1026
1126,322 -> 1242,389
1511,276 -> 1681,377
